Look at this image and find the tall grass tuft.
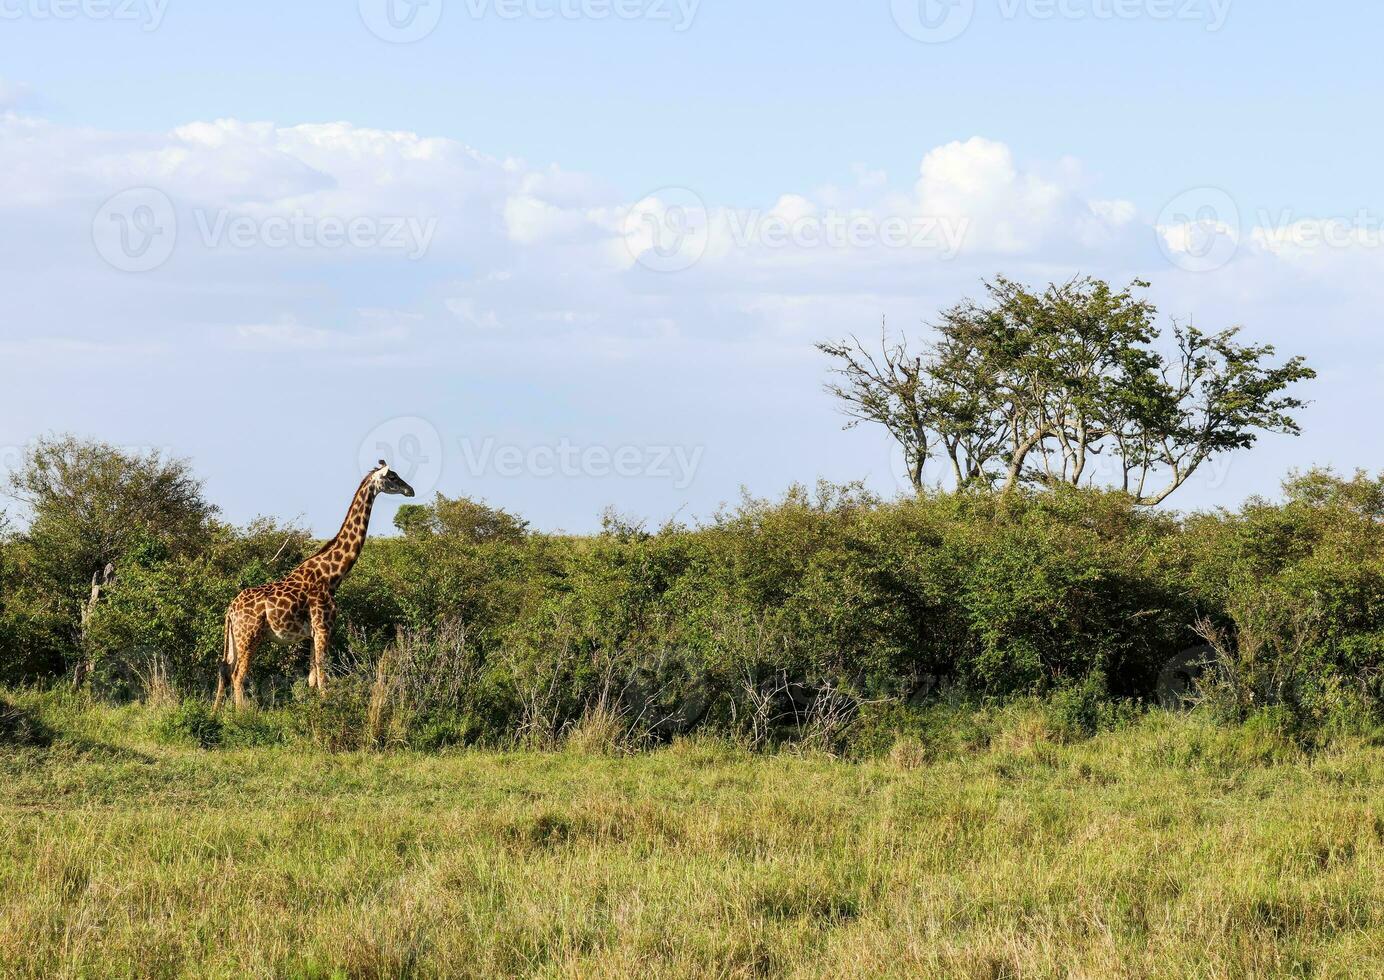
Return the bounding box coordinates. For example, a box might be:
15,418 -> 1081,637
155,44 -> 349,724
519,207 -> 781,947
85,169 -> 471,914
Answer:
131,652 -> 177,709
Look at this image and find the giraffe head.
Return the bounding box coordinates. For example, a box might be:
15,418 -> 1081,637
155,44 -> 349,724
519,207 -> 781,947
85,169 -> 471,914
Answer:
371,460 -> 416,497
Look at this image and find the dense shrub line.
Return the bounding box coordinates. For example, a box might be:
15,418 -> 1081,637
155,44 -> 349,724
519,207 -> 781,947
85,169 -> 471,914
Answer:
4,471 -> 1383,749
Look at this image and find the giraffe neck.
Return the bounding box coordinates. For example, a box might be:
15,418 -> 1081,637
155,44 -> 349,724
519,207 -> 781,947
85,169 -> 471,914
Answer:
300,474 -> 379,591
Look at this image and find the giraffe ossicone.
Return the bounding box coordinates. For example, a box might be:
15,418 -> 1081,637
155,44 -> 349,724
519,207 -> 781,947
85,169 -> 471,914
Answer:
214,462 -> 415,709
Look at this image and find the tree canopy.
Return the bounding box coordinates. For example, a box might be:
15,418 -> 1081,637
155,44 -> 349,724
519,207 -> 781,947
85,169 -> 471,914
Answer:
819,277 -> 1315,504
4,435 -> 215,605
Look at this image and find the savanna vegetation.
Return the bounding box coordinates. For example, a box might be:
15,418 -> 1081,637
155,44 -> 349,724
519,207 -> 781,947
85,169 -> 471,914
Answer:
4,278 -> 1380,977
6,440 -> 1384,752
1,279 -> 1345,748
4,695 -> 1384,978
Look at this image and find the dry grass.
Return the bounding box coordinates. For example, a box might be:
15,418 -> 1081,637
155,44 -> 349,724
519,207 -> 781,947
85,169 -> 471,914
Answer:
4,697 -> 1384,978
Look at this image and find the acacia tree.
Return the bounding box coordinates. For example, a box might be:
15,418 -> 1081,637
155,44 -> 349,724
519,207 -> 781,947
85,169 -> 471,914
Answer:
820,277 -> 1315,503
4,435 -> 215,683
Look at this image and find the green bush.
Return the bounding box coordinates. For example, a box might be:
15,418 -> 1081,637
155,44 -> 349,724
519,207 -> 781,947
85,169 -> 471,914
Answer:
286,678 -> 374,752
405,711 -> 478,752
155,701 -> 223,749
7,471 -> 1384,749
1045,674 -> 1140,742
219,709 -> 287,748
841,701 -> 931,759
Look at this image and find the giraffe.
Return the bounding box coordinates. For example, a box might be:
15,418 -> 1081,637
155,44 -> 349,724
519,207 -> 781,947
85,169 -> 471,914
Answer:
214,460 -> 415,709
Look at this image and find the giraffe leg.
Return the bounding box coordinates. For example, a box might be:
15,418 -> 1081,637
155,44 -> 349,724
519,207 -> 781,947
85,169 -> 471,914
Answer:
232,658 -> 249,709
308,639 -> 324,690
309,599 -> 335,696
232,622 -> 263,710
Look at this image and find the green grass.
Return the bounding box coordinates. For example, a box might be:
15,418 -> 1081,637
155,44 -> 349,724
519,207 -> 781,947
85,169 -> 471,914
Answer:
4,695 -> 1384,978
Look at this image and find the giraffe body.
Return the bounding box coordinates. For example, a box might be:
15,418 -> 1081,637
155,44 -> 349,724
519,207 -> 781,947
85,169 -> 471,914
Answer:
215,461 -> 414,709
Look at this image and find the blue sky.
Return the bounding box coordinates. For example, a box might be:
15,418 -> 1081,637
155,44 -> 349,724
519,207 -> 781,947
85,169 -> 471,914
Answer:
2,0 -> 1380,533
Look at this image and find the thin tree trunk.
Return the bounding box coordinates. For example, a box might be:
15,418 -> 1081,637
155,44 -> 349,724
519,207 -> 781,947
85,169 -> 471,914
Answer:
75,562 -> 115,689
1002,428 -> 1048,494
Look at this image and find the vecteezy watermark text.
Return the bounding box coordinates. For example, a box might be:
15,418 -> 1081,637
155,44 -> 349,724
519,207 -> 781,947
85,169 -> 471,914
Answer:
891,0 -> 1230,43
1154,188 -> 1384,273
462,0 -> 698,28
721,209 -> 969,257
0,0 -> 169,30
193,211 -> 438,259
360,420 -> 707,497
460,437 -> 703,489
1254,209 -> 1384,250
92,188 -> 439,272
622,186 -> 970,273
995,0 -> 1231,28
358,0 -> 699,42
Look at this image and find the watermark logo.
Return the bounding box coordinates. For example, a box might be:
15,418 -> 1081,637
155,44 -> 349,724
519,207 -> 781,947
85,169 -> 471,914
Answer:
1156,643 -> 1213,709
1156,186 -> 1240,273
92,187 -> 178,273
622,186 -> 710,273
891,0 -> 975,43
0,0 -> 170,30
359,416 -> 445,498
887,441 -> 949,495
358,0 -> 444,42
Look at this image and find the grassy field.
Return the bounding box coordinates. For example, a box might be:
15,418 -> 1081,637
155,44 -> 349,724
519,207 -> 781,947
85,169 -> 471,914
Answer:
4,697 -> 1384,978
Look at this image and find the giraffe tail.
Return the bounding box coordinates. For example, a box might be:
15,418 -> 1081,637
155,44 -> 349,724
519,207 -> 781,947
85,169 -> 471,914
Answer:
215,608 -> 235,708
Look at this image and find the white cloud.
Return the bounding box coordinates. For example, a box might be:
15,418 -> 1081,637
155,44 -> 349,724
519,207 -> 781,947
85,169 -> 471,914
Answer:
445,298 -> 504,330
1090,198 -> 1137,226
232,317 -> 333,350
228,314 -> 409,351
915,137 -> 1122,253
503,194 -> 603,245
1,106 -> 1380,367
